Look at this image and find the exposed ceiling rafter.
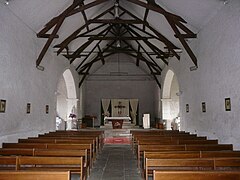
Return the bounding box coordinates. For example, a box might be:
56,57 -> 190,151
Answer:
36,0 -> 198,88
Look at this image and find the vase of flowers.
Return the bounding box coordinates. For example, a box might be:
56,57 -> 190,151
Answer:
69,113 -> 76,119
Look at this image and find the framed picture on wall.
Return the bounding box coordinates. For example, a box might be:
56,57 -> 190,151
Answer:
26,103 -> 31,114
202,102 -> 206,113
0,100 -> 6,113
46,105 -> 49,114
186,104 -> 189,113
225,98 -> 231,111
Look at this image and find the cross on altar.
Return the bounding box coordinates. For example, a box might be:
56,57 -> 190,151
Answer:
114,101 -> 125,115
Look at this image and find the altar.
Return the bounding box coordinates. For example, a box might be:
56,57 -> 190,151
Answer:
104,117 -> 131,129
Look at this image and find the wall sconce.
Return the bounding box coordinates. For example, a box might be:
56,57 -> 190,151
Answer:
36,65 -> 45,71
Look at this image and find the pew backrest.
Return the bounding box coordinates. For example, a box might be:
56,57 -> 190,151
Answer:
153,170 -> 240,180
0,171 -> 71,180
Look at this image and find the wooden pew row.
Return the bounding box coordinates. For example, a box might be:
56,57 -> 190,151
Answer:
153,170 -> 240,180
137,144 -> 233,168
0,148 -> 90,176
44,130 -> 105,150
132,134 -> 207,152
2,143 -> 94,168
130,129 -> 189,135
34,135 -> 100,154
18,138 -> 97,160
0,171 -> 71,180
131,130 -> 192,143
146,157 -> 240,180
130,129 -> 191,147
0,156 -> 84,180
138,139 -> 218,145
144,150 -> 240,169
133,138 -> 217,154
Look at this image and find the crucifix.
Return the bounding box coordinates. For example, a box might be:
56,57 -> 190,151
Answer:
114,101 -> 125,115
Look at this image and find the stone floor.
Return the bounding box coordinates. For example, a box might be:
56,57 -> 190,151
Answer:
88,144 -> 143,180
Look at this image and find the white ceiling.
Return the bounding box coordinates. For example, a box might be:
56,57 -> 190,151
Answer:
2,0 -> 228,78
5,0 -> 227,32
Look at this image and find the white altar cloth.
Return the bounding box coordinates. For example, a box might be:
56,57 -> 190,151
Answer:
104,117 -> 131,123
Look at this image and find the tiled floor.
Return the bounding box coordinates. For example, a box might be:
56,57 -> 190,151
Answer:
88,144 -> 143,180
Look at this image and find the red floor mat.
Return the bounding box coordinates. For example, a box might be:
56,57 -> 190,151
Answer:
104,137 -> 131,144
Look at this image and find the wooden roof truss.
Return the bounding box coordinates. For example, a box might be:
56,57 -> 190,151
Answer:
36,0 -> 197,88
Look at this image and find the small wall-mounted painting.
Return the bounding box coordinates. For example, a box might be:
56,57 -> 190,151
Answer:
26,103 -> 31,114
186,104 -> 189,113
46,105 -> 49,114
0,100 -> 6,113
202,102 -> 206,113
225,98 -> 231,111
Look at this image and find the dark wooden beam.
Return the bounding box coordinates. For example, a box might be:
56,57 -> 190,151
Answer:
89,19 -> 147,25
36,17 -> 65,66
167,18 -> 198,66
146,63 -> 161,89
76,40 -> 116,71
98,45 -> 105,65
70,25 -> 112,64
36,0 -> 109,66
79,2 -> 90,31
118,6 -> 180,60
122,39 -> 161,73
125,0 -> 186,23
143,8 -> 149,30
174,34 -> 197,39
124,24 -> 168,65
89,36 -> 150,40
56,6 -> 114,55
79,64 -> 92,88
37,34 -> 59,38
76,23 -> 107,37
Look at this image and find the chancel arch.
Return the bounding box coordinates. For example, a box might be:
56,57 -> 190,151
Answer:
162,69 -> 180,130
56,69 -> 78,130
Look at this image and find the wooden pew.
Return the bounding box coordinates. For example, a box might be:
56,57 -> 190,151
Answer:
146,157 -> 240,180
137,144 -> 233,168
0,156 -> 17,170
0,148 -> 90,176
2,143 -> 93,168
143,150 -> 240,171
39,131 -> 104,150
32,136 -> 100,154
0,171 -> 71,180
153,170 -> 240,180
16,156 -> 84,180
18,138 -> 97,159
132,135 -> 207,152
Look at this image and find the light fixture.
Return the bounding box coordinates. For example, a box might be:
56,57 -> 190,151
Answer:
223,0 -> 229,5
190,66 -> 198,71
116,40 -> 121,48
176,91 -> 183,96
114,2 -> 119,18
36,65 -> 45,71
2,0 -> 9,5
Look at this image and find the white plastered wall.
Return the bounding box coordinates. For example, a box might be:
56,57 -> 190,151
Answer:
0,5 -> 79,145
162,0 -> 240,149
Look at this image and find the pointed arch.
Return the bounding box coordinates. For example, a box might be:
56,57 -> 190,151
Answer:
162,69 -> 180,130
